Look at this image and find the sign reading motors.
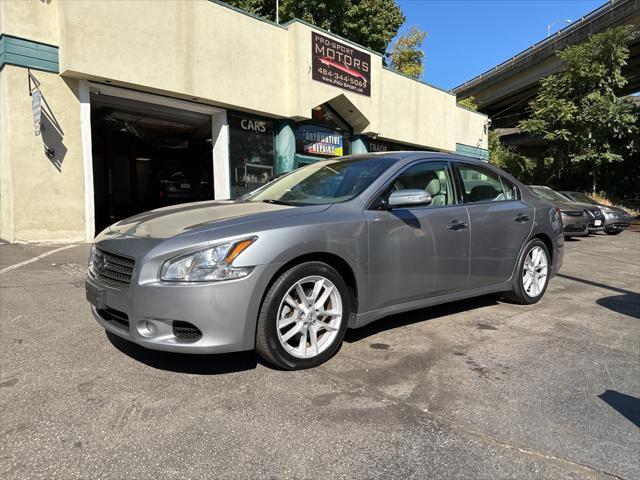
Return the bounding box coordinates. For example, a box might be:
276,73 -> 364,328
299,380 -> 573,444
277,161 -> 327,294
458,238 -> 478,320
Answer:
312,32 -> 371,96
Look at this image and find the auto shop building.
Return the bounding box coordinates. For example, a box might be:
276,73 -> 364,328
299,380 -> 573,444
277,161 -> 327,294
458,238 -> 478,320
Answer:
0,0 -> 488,243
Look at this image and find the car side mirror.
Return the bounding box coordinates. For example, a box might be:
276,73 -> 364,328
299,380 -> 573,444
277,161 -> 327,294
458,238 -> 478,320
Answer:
387,189 -> 432,208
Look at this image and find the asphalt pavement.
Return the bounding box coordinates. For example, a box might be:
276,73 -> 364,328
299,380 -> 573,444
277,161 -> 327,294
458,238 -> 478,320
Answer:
1,231 -> 639,479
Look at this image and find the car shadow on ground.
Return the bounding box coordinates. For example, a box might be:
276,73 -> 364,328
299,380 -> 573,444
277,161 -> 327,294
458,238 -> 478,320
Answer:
106,331 -> 260,374
344,294 -> 500,343
599,390 -> 640,428
557,273 -> 639,320
596,293 -> 640,319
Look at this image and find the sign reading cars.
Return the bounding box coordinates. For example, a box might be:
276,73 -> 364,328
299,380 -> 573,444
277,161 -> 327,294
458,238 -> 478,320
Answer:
312,32 -> 371,97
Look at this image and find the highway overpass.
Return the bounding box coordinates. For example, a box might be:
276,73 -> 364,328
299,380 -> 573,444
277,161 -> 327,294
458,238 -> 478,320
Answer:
453,0 -> 639,142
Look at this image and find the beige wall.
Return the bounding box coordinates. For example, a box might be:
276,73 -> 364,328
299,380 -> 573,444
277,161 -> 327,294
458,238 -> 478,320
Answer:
57,0 -> 291,118
455,106 -> 489,149
54,0 -> 486,151
0,0 -> 60,47
0,66 -> 86,242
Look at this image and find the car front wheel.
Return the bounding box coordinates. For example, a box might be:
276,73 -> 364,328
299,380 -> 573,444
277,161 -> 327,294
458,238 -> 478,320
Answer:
255,262 -> 350,370
503,239 -> 550,305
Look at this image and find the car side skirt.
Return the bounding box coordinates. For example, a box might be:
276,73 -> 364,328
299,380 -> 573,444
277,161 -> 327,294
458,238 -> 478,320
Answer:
353,281 -> 511,329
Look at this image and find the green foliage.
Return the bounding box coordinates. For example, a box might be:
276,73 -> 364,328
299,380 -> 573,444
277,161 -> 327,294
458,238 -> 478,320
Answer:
457,96 -> 478,111
519,25 -> 639,191
386,26 -> 427,79
488,131 -> 534,182
225,0 -> 405,54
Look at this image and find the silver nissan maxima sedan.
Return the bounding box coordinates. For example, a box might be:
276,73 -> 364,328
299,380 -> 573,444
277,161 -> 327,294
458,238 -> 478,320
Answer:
86,152 -> 564,369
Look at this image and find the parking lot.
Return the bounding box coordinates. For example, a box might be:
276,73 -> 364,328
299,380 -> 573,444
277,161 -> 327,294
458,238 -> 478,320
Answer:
1,231 -> 638,479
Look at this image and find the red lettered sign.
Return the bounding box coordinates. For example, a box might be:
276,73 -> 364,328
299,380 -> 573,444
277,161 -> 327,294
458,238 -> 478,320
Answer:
312,32 -> 371,96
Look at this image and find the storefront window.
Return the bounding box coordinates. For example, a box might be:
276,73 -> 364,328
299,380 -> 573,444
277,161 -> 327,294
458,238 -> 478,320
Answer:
295,104 -> 351,165
229,112 -> 275,197
296,124 -> 345,157
368,138 -> 420,153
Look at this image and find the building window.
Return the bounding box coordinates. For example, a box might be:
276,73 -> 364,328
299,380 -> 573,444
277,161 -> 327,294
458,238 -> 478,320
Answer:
368,139 -> 420,152
295,104 -> 351,164
229,112 -> 275,197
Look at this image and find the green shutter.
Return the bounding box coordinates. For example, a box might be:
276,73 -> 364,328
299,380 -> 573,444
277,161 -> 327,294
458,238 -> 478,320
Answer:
0,35 -> 59,73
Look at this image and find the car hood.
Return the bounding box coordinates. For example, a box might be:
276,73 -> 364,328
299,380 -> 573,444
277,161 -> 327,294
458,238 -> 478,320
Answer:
604,206 -> 629,215
107,200 -> 330,239
554,201 -> 588,212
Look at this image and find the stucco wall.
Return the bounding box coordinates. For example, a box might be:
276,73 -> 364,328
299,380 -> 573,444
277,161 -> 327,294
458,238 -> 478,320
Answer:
0,66 -> 86,243
0,0 -> 60,47
455,106 -> 488,150
54,0 -> 486,151
58,0 -> 291,118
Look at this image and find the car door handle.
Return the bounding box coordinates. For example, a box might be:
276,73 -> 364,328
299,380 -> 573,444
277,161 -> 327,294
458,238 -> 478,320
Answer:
446,220 -> 468,231
514,213 -> 530,223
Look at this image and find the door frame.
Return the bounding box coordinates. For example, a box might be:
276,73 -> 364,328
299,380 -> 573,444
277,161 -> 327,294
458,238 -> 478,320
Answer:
79,81 -> 229,240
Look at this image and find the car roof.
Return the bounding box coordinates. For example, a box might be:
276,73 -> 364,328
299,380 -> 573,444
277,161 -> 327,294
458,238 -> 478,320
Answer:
340,151 -> 491,165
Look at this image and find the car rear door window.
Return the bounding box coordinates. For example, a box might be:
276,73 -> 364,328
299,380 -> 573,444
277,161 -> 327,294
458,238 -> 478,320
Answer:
457,164 -> 515,203
499,176 -> 518,201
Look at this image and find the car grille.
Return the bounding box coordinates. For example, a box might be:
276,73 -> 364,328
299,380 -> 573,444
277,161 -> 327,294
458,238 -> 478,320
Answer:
173,321 -> 203,341
93,249 -> 135,284
564,224 -> 586,232
97,306 -> 130,329
563,211 -> 584,217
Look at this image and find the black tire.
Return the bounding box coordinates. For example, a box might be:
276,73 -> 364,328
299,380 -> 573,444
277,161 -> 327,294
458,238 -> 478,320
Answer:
605,229 -> 622,236
255,261 -> 351,370
503,239 -> 550,305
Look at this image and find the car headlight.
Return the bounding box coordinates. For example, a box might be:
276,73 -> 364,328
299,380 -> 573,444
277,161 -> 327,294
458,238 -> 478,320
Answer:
160,237 -> 256,282
88,244 -> 96,270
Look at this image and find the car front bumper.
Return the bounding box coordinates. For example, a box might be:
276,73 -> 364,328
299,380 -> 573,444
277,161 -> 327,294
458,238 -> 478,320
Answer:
561,216 -> 588,237
86,264 -> 273,354
603,215 -> 630,231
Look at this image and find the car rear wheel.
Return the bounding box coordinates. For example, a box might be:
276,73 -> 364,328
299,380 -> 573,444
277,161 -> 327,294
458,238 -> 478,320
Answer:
503,239 -> 550,305
255,262 -> 350,370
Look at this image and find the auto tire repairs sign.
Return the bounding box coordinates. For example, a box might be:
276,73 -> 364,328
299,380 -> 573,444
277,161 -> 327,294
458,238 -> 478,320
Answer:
312,32 -> 371,96
296,125 -> 344,157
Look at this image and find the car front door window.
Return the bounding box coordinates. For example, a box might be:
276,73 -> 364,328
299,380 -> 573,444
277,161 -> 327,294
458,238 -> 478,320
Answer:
384,161 -> 455,207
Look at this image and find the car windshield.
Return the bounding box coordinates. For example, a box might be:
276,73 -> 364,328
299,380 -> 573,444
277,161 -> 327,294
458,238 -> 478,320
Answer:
567,192 -> 599,205
530,186 -> 569,203
245,156 -> 397,205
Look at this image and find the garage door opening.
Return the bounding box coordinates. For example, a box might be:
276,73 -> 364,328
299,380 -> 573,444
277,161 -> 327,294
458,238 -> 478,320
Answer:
90,93 -> 214,233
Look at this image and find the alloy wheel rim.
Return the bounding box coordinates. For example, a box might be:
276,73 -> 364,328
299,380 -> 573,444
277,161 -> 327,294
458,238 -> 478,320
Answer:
522,246 -> 548,298
276,275 -> 343,359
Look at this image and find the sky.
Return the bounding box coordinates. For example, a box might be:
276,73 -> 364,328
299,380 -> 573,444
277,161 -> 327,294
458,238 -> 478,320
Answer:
395,0 -> 605,90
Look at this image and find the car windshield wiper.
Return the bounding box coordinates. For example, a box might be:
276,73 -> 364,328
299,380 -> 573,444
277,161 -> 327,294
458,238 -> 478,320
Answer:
261,199 -> 305,206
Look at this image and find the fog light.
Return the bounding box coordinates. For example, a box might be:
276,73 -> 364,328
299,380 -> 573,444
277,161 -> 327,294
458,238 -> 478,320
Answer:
137,320 -> 157,337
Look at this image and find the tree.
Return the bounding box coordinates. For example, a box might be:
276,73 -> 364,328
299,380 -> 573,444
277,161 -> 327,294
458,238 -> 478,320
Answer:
487,131 -> 534,182
386,26 -> 427,78
519,25 -> 638,192
225,0 -> 405,55
457,96 -> 478,111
